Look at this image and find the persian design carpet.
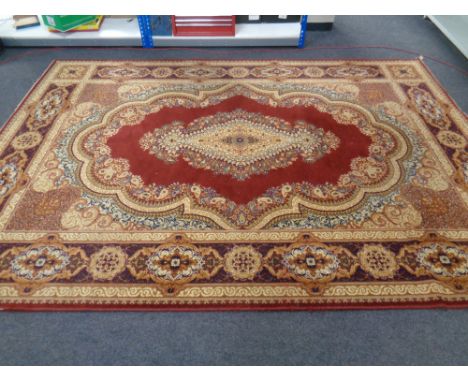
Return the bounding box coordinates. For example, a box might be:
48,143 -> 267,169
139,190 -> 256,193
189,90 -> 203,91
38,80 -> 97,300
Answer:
0,59 -> 467,311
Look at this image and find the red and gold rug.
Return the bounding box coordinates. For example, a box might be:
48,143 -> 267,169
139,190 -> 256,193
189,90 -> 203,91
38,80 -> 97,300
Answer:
0,59 -> 467,311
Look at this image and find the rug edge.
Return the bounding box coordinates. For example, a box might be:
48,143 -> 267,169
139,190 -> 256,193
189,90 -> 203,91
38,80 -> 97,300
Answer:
2,300 -> 468,312
0,58 -> 467,313
416,58 -> 468,119
0,59 -> 58,132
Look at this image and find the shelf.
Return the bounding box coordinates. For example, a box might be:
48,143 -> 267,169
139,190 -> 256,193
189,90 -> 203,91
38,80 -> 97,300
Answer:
428,16 -> 468,58
0,17 -> 141,46
0,16 -> 303,48
153,22 -> 301,46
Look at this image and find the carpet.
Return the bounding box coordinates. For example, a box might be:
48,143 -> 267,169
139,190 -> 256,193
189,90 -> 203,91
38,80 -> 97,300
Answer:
0,59 -> 467,311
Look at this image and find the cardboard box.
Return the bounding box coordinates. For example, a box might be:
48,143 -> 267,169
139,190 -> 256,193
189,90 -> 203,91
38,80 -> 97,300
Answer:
41,15 -> 96,32
48,16 -> 104,32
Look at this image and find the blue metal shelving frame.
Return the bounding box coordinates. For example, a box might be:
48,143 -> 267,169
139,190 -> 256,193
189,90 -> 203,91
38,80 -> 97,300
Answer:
137,15 -> 153,48
297,15 -> 308,48
138,15 -> 307,48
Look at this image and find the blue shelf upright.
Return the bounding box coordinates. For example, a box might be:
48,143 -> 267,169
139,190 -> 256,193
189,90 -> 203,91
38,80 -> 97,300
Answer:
137,16 -> 154,48
297,15 -> 308,48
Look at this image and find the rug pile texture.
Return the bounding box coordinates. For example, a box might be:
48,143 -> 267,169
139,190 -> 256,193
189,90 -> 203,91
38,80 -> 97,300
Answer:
0,59 -> 467,310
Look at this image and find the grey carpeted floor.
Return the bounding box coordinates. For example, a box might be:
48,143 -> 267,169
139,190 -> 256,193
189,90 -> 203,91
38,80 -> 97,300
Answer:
0,16 -> 467,365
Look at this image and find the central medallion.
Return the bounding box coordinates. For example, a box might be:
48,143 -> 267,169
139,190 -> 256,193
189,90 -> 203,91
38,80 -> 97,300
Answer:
73,86 -> 407,229
139,109 -> 340,181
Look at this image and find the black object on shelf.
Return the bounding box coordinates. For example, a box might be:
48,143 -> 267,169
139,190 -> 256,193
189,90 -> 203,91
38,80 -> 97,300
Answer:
236,15 -> 261,24
261,15 -> 301,23
150,15 -> 172,36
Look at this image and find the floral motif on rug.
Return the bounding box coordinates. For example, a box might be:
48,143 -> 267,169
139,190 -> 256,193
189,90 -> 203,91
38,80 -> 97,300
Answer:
0,59 -> 467,310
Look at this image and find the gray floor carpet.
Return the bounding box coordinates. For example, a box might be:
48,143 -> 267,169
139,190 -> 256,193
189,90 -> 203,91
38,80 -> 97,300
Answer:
0,16 -> 467,365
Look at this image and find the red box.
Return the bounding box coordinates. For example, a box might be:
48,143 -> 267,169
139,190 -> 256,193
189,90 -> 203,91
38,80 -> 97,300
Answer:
172,16 -> 235,36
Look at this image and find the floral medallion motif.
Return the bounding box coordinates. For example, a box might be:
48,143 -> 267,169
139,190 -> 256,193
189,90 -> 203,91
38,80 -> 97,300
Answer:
140,109 -> 340,181
56,65 -> 88,80
227,67 -> 250,78
436,130 -> 466,150
0,235 -> 87,284
151,67 -> 173,78
283,244 -> 340,282
400,242 -> 468,277
251,64 -> 303,79
96,65 -> 151,79
11,131 -> 43,151
388,64 -> 420,79
265,236 -> 358,290
358,244 -> 398,279
398,238 -> 468,290
145,245 -> 204,283
0,152 -> 28,203
88,247 -> 127,281
407,86 -> 451,129
26,87 -> 69,130
174,65 -> 227,79
326,65 -> 381,79
11,246 -> 70,281
304,66 -> 325,78
224,246 -> 262,280
0,160 -> 20,198
127,235 -> 222,292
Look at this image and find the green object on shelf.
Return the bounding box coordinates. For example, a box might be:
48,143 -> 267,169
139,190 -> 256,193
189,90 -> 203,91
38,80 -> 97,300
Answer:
41,15 -> 96,32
